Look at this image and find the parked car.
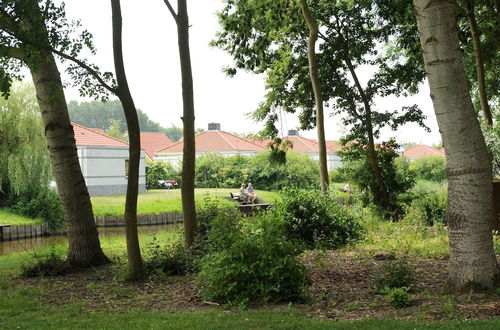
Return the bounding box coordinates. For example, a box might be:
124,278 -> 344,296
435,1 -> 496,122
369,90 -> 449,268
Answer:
157,180 -> 178,189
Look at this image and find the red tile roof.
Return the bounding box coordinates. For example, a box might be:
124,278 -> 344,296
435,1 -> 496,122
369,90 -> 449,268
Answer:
157,130 -> 264,153
250,136 -> 341,153
72,123 -> 129,147
404,144 -> 445,159
140,132 -> 173,159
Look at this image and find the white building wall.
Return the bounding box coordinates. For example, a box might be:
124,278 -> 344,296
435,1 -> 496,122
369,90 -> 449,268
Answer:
78,146 -> 146,196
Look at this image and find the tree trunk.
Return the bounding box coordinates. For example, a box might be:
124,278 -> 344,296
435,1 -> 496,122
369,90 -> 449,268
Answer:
414,0 -> 499,291
111,0 -> 144,280
466,1 -> 493,126
299,0 -> 329,193
176,0 -> 197,248
30,53 -> 108,267
343,54 -> 391,210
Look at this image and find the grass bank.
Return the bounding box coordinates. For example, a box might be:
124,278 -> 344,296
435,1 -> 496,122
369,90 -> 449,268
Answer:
0,209 -> 41,226
91,188 -> 279,216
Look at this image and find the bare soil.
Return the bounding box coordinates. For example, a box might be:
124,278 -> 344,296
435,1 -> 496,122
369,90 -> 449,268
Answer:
10,252 -> 500,321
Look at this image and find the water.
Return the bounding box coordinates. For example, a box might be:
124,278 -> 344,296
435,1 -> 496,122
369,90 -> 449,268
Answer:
0,223 -> 180,257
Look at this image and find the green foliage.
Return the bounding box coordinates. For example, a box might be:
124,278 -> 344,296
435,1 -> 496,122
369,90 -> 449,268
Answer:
273,188 -> 363,249
405,183 -> 447,226
382,286 -> 412,308
146,161 -> 180,188
483,121 -> 500,177
0,83 -> 63,230
198,215 -> 310,306
161,125 -> 183,142
143,235 -> 195,276
194,151 -> 319,191
338,140 -> 415,220
376,260 -> 414,292
410,156 -> 447,182
20,249 -> 70,278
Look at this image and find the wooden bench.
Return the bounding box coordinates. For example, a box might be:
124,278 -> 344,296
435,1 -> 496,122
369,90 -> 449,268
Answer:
230,192 -> 244,202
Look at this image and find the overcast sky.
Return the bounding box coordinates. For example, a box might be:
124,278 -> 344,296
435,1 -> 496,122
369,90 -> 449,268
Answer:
59,0 -> 441,145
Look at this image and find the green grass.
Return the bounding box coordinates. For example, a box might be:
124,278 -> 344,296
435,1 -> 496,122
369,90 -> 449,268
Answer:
0,209 -> 41,226
0,286 -> 499,329
91,188 -> 280,216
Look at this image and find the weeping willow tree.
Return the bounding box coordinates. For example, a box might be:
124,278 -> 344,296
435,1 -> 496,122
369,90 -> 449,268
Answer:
0,83 -> 51,200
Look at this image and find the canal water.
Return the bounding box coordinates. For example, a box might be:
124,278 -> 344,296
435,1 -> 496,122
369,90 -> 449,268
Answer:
0,223 -> 180,257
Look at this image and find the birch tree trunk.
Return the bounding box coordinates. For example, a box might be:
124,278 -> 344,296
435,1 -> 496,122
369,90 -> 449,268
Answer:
299,0 -> 329,193
30,53 -> 108,267
413,0 -> 499,291
111,0 -> 144,280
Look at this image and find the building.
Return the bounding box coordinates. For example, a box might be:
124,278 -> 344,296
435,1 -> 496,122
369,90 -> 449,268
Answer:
72,123 -> 146,196
139,131 -> 173,161
403,144 -> 445,160
251,130 -> 342,170
155,123 -> 264,165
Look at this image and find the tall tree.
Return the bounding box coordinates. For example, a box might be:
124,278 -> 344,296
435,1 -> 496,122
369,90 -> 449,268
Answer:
111,0 -> 144,280
0,0 -> 108,267
298,0 -> 328,192
413,0 -> 499,291
163,0 -> 197,247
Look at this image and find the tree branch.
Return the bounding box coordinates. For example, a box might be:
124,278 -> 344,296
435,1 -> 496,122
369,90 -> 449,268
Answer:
163,0 -> 178,22
51,48 -> 117,94
0,45 -> 24,60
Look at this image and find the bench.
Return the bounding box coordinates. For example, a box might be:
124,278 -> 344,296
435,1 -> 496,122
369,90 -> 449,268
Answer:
230,192 -> 244,202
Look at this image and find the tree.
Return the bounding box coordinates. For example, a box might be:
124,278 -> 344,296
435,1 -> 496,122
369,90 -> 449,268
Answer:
413,0 -> 499,291
213,0 -> 427,216
0,0 -> 108,267
298,0 -> 328,192
163,0 -> 197,247
111,0 -> 144,280
162,125 -> 183,142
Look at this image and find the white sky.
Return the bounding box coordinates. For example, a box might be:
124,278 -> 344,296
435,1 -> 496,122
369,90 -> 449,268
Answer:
58,0 -> 441,145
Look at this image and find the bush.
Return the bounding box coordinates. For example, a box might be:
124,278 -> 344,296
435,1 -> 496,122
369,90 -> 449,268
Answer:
146,161 -> 180,189
143,235 -> 196,276
410,156 -> 447,182
197,216 -> 310,307
406,183 -> 447,226
382,287 -> 412,308
273,188 -> 363,249
10,187 -> 64,231
20,250 -> 70,277
376,260 -> 414,292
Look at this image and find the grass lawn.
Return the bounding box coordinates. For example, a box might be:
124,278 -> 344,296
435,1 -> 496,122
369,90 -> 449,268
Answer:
91,188 -> 280,216
0,209 -> 41,226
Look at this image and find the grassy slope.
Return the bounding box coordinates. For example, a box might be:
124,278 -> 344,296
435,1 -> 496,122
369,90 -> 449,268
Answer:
91,188 -> 280,216
0,209 -> 41,226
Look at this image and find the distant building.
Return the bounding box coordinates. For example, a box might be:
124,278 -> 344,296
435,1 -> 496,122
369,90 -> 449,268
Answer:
155,123 -> 264,165
251,130 -> 342,170
139,132 -> 173,161
73,123 -> 146,196
403,144 -> 445,160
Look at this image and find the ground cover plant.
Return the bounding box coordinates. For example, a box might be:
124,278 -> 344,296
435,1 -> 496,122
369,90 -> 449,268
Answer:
0,209 -> 41,226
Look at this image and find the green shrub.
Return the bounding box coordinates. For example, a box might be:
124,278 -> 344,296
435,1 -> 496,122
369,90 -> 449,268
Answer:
20,249 -> 70,277
197,216 -> 310,306
10,188 -> 64,231
273,188 -> 363,249
382,286 -> 412,308
406,183 -> 447,226
376,260 -> 414,292
143,235 -> 195,276
410,156 -> 447,182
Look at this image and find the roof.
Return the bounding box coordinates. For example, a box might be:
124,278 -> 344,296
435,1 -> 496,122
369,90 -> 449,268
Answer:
250,136 -> 341,153
156,130 -> 264,154
72,123 -> 129,147
403,144 -> 445,159
140,132 -> 173,159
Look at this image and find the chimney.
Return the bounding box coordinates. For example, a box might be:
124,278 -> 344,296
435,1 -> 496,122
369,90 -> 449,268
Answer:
208,123 -> 221,131
288,129 -> 299,136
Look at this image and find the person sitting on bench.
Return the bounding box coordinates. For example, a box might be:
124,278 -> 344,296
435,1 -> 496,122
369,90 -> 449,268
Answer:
239,183 -> 251,203
247,183 -> 257,204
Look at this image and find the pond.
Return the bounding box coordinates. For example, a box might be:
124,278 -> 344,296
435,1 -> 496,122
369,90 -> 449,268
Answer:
0,223 -> 180,257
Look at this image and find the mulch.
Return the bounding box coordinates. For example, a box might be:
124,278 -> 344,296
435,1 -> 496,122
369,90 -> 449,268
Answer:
8,252 -> 500,321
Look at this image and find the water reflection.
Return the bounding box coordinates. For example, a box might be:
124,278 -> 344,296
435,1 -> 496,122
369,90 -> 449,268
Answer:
0,223 -> 180,256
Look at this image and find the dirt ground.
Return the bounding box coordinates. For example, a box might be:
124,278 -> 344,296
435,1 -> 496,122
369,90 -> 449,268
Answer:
12,252 -> 500,321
